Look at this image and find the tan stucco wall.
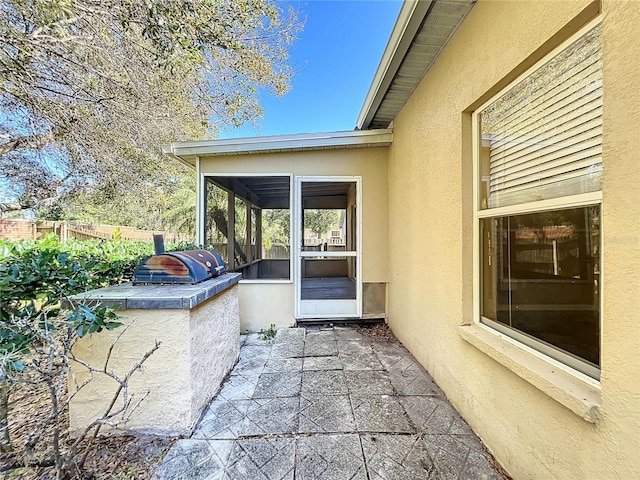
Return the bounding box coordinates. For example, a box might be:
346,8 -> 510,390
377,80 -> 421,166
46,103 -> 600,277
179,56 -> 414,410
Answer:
69,287 -> 240,436
238,282 -> 295,331
600,0 -> 640,473
199,147 -> 389,283
387,1 -> 639,479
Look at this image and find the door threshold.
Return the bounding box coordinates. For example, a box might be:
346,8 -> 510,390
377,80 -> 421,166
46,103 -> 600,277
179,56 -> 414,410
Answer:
295,315 -> 385,328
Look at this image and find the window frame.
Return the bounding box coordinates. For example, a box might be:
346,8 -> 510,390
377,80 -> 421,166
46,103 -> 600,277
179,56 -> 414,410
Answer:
472,17 -> 603,380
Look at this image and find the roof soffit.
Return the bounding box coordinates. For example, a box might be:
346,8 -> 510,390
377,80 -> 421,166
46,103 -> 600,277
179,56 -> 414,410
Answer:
357,0 -> 476,130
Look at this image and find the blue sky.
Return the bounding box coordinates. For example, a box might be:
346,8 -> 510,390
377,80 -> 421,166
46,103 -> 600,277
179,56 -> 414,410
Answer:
219,0 -> 403,139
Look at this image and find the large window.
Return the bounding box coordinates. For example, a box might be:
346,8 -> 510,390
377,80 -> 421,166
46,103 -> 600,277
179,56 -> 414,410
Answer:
473,21 -> 602,378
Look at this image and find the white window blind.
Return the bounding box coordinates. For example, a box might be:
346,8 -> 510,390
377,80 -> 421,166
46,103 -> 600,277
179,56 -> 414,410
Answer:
481,25 -> 602,209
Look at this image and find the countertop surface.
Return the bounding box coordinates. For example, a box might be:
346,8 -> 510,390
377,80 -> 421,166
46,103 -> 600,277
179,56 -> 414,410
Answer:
66,273 -> 241,309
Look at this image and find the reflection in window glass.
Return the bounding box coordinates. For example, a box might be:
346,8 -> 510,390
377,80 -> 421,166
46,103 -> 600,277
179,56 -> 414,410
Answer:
481,206 -> 600,367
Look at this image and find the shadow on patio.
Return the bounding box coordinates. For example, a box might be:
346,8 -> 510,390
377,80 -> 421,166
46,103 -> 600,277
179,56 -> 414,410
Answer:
154,325 -> 510,479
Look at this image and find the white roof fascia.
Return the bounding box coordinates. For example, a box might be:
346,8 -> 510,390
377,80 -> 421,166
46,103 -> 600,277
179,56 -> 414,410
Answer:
165,129 -> 393,166
356,0 -> 433,130
161,144 -> 194,168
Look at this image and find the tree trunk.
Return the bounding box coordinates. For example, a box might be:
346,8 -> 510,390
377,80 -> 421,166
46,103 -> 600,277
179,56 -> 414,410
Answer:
212,208 -> 247,264
0,378 -> 10,452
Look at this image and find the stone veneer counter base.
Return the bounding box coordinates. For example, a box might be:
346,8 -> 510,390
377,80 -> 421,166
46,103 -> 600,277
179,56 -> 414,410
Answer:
67,274 -> 242,437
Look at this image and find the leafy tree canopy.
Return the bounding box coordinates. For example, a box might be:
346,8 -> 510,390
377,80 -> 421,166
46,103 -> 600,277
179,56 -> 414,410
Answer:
0,0 -> 301,221
304,209 -> 340,238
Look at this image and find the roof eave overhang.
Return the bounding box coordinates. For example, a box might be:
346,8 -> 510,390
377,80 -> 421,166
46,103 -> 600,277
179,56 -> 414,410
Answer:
357,0 -> 475,130
163,129 -> 393,168
161,146 -> 195,168
356,0 -> 432,130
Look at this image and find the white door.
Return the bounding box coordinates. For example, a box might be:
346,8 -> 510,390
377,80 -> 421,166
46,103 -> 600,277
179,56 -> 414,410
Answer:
295,177 -> 362,319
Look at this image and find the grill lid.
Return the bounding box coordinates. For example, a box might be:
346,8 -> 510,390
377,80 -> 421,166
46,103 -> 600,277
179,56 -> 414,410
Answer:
133,249 -> 226,285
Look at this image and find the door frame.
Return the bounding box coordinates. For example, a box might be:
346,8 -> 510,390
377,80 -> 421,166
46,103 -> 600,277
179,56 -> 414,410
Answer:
294,176 -> 363,319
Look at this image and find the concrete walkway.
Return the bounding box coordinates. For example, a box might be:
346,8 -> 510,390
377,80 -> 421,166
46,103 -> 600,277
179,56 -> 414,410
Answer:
154,326 -> 506,480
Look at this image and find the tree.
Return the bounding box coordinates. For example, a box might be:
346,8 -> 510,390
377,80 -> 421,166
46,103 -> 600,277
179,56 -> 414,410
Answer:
263,208 -> 290,249
160,176 -> 198,236
0,0 -> 301,217
304,209 -> 340,239
37,170 -> 197,233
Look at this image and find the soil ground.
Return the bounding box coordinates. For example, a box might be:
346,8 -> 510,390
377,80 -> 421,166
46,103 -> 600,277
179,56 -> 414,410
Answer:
0,380 -> 175,480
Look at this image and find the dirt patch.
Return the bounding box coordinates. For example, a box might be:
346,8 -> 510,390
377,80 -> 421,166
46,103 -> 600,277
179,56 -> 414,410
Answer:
0,381 -> 175,480
355,322 -> 397,342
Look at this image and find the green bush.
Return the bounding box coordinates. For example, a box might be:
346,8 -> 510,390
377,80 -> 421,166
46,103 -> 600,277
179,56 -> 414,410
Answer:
0,235 -> 207,364
0,235 -> 209,374
0,235 -> 200,290
1,236 -> 150,288
0,234 -> 196,461
0,235 -> 163,452
0,235 -> 147,374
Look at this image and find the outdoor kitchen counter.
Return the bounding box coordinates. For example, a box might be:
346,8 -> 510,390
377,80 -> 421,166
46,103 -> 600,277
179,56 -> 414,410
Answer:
66,272 -> 241,309
67,273 -> 242,438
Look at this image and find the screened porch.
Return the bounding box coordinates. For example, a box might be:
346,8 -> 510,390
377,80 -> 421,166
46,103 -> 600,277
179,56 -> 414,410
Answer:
203,175 -> 358,305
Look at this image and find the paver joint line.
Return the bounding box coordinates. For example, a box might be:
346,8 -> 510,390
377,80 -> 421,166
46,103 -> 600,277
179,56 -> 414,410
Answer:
154,326 -> 509,480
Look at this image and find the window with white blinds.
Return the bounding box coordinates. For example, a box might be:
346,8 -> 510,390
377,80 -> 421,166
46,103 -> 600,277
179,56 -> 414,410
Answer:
473,19 -> 604,379
479,24 -> 602,209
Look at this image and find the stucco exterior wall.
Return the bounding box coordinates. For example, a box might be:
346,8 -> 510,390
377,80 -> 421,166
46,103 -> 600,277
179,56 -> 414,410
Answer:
238,282 -> 295,331
386,1 -> 639,479
69,286 -> 239,437
599,0 -> 640,473
188,286 -> 241,419
199,147 -> 389,283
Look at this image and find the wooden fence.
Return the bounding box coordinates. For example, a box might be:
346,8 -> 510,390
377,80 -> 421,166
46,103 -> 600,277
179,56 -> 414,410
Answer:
0,219 -> 191,243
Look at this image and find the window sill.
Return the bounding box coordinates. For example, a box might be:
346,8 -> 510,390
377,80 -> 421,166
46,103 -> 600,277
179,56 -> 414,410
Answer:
458,323 -> 601,423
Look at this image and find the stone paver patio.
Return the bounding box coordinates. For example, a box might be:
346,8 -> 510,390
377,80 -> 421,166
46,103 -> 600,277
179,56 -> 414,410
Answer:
154,326 -> 506,480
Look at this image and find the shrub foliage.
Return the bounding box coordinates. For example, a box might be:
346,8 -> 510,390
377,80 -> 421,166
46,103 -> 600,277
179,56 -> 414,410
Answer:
0,234 -> 192,463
